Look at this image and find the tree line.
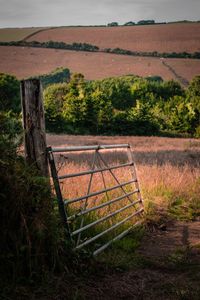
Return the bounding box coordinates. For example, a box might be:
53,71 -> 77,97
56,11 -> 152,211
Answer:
1,40 -> 200,59
0,71 -> 200,137
43,73 -> 200,137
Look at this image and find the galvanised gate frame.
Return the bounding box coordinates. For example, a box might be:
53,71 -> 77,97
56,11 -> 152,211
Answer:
47,144 -> 144,256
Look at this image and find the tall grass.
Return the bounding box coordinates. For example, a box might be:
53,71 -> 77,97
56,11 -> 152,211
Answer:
47,134 -> 200,252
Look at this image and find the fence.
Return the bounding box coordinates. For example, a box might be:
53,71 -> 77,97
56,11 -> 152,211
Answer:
47,144 -> 144,256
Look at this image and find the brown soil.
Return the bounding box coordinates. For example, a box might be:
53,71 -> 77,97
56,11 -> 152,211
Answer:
27,23 -> 200,53
30,220 -> 199,300
0,45 -> 200,82
73,221 -> 200,300
139,220 -> 200,258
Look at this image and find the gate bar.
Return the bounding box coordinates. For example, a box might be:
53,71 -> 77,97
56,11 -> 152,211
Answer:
75,208 -> 144,250
68,189 -> 139,221
58,162 -> 133,180
47,148 -> 71,240
127,146 -> 144,206
51,144 -> 129,153
71,199 -> 142,236
93,220 -> 142,256
64,179 -> 137,205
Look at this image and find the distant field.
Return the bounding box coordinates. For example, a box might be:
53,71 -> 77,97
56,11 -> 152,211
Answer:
27,23 -> 200,53
0,45 -> 199,82
0,27 -> 50,42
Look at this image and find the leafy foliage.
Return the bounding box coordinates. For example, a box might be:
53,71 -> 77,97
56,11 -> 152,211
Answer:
137,20 -> 155,25
38,67 -> 70,88
0,113 -> 76,291
44,74 -> 200,136
187,76 -> 200,136
0,73 -> 20,113
1,40 -> 200,59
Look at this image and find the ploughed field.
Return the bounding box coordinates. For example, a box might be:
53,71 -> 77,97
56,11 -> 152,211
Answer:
26,23 -> 200,53
0,45 -> 200,81
0,23 -> 199,82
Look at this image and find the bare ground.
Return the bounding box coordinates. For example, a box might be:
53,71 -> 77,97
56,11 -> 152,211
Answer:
27,220 -> 199,300
0,45 -> 200,83
72,221 -> 200,300
27,23 -> 200,53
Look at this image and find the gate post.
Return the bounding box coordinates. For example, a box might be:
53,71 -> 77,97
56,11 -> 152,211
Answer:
20,79 -> 48,177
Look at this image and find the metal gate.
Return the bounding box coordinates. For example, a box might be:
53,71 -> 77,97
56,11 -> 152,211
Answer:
47,144 -> 144,256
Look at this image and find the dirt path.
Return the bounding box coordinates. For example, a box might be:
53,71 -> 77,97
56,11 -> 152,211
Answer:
11,220 -> 200,300
162,59 -> 189,86
73,220 -> 200,300
139,220 -> 200,258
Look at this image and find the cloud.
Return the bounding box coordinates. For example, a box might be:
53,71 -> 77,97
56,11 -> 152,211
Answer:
0,0 -> 199,27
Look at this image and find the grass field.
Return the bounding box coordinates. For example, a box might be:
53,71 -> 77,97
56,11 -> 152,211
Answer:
45,134 -> 200,299
0,27 -> 49,42
1,45 -> 200,82
27,23 -> 200,53
47,134 -> 200,223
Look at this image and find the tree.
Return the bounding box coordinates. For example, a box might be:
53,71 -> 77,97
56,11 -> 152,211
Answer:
187,76 -> 200,136
137,20 -> 155,25
130,80 -> 156,105
162,96 -> 195,133
161,80 -> 184,101
107,22 -> 118,27
93,77 -> 134,110
43,83 -> 69,132
0,73 -> 20,113
90,88 -> 113,133
67,73 -> 85,96
127,101 -> 160,135
39,67 -> 70,88
124,21 -> 135,26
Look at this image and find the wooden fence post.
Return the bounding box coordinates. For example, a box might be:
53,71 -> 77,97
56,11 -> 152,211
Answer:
20,79 -> 48,177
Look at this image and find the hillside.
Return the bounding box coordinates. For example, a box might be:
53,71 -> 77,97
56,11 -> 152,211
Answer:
0,27 -> 49,42
0,45 -> 200,83
0,23 -> 199,84
26,23 -> 200,53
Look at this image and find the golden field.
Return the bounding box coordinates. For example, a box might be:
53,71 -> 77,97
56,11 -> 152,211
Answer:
0,27 -> 48,42
47,134 -> 200,228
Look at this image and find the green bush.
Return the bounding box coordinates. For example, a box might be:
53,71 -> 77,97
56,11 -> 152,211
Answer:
43,74 -> 200,137
137,20 -> 155,25
0,73 -> 20,113
0,113 -> 74,288
38,67 -> 70,87
1,40 -> 200,59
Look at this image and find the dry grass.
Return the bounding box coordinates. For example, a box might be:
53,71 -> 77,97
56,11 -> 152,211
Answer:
0,27 -> 48,42
1,45 -> 200,82
47,134 -> 200,241
28,23 -> 200,53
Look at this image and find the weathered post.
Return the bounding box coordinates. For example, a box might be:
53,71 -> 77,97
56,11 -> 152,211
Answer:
20,79 -> 48,177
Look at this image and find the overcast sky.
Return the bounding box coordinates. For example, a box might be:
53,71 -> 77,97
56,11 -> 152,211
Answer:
0,0 -> 199,28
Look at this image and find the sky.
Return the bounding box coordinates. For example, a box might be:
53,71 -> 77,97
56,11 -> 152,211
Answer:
0,0 -> 199,28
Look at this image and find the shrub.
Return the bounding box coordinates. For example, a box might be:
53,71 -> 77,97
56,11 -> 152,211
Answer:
0,113 -> 74,289
0,73 -> 20,113
38,67 -> 70,88
107,22 -> 118,27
